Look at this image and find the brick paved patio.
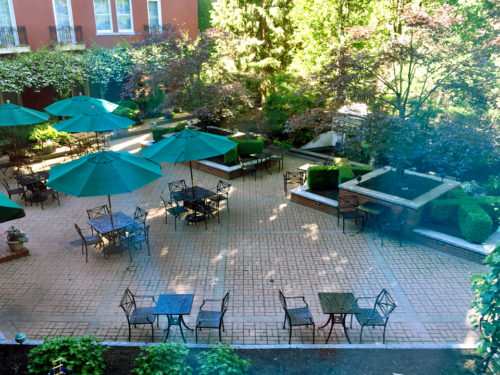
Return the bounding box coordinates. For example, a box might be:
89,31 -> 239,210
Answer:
0,142 -> 485,345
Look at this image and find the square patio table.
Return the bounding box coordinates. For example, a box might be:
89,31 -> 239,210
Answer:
87,211 -> 136,236
357,201 -> 389,232
318,292 -> 359,344
172,186 -> 215,205
154,294 -> 194,342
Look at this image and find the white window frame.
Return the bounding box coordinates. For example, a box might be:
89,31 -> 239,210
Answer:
93,0 -> 113,34
147,0 -> 162,32
115,0 -> 133,33
1,0 -> 18,45
51,0 -> 76,44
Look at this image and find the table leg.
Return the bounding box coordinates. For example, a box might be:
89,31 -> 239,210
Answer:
163,315 -> 172,342
180,315 -> 193,331
325,315 -> 335,344
178,318 -> 186,343
318,314 -> 332,329
342,314 -> 351,344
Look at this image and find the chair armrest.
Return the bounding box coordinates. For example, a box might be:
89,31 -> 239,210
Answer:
285,296 -> 308,307
200,298 -> 220,310
355,296 -> 376,307
135,295 -> 156,303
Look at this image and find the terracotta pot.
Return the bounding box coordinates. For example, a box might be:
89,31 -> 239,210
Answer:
6,240 -> 24,251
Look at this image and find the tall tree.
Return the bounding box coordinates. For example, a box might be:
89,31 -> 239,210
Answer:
211,0 -> 294,103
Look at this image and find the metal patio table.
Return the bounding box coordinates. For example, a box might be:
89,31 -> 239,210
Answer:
16,171 -> 50,188
318,292 -> 360,344
357,201 -> 389,232
154,293 -> 194,342
172,186 -> 215,205
87,211 -> 136,236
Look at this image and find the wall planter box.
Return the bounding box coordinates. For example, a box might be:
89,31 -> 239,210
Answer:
290,184 -> 339,216
182,158 -> 272,180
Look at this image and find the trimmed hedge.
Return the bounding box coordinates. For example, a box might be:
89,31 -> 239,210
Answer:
308,166 -> 339,190
475,196 -> 500,226
230,138 -> 264,157
458,203 -> 493,244
339,168 -> 355,184
224,146 -> 238,165
333,157 -> 351,168
447,190 -> 470,199
427,199 -> 462,225
152,127 -> 174,142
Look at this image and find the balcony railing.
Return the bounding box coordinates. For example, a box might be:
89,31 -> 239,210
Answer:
0,26 -> 28,48
49,25 -> 83,45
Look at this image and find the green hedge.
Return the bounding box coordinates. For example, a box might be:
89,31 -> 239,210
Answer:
152,127 -> 175,142
307,166 -> 339,190
475,196 -> 500,226
427,199 -> 462,225
333,157 -> 351,168
224,146 -> 238,165
447,190 -> 470,199
458,203 -> 493,244
230,138 -> 264,157
339,167 -> 355,184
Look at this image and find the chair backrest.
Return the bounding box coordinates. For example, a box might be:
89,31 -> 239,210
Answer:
374,289 -> 396,320
74,223 -> 84,241
278,290 -> 287,310
221,291 -> 230,312
87,205 -> 109,220
339,195 -> 359,210
133,206 -> 148,224
119,288 -> 136,319
168,180 -> 187,194
285,171 -> 305,180
396,209 -> 409,225
1,178 -> 10,191
217,180 -> 231,196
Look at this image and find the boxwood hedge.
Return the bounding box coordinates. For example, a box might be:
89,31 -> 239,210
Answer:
230,138 -> 264,157
308,166 -> 339,190
458,203 -> 493,244
224,146 -> 238,165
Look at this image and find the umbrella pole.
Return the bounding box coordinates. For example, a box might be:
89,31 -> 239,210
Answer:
108,195 -> 114,229
95,131 -> 99,149
190,161 -> 195,197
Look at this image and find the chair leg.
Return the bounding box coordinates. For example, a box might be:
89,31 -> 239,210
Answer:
85,245 -> 88,263
195,326 -> 198,343
219,325 -> 222,342
381,233 -> 384,246
312,323 -> 315,344
342,218 -> 345,233
359,326 -> 364,344
289,326 -> 292,344
151,323 -> 154,342
128,323 -> 131,342
146,240 -> 151,256
283,315 -> 287,329
383,324 -> 387,343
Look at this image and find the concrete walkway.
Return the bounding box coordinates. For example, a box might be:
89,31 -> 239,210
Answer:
0,134 -> 485,345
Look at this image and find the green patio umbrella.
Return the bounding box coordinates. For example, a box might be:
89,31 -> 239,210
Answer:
0,101 -> 50,154
0,192 -> 26,223
46,150 -> 162,227
141,127 -> 238,193
44,94 -> 118,116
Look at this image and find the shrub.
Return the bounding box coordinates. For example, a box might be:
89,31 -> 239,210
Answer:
224,146 -> 238,165
333,158 -> 351,168
133,341 -> 192,375
339,167 -> 355,184
273,139 -> 294,149
152,127 -> 175,142
485,175 -> 500,196
175,122 -> 189,132
29,124 -> 72,146
475,196 -> 500,226
145,94 -> 165,118
196,343 -> 251,375
114,100 -> 140,121
230,139 -> 263,157
307,166 -> 339,190
427,199 -> 462,225
447,190 -> 470,199
27,336 -> 107,374
458,203 -> 493,244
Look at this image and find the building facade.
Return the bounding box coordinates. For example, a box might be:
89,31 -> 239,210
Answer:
0,0 -> 198,52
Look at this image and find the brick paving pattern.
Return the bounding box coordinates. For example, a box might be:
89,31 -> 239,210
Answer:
0,143 -> 485,345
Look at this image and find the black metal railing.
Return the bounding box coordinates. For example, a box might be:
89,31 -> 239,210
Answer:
143,24 -> 169,34
49,25 -> 83,45
0,26 -> 28,47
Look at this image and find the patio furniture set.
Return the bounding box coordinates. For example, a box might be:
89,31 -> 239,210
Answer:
119,288 -> 396,345
238,147 -> 284,181
75,204 -> 150,262
280,289 -> 397,345
120,288 -> 230,344
162,179 -> 231,230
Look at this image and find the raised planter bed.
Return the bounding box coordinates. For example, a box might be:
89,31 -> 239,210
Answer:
290,184 -> 339,216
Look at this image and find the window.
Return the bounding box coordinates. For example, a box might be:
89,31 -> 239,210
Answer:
0,0 -> 18,46
52,0 -> 75,44
93,0 -> 112,33
148,0 -> 161,31
116,0 -> 133,32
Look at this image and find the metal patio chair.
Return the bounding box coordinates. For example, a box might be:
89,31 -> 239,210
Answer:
119,288 -> 157,342
161,196 -> 187,230
337,195 -> 364,233
74,223 -> 103,262
283,171 -> 306,195
278,290 -> 315,344
379,209 -> 409,246
195,292 -> 230,343
350,289 -> 397,344
211,180 -> 231,212
238,156 -> 257,181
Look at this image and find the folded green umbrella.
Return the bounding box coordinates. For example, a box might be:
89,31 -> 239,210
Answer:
141,128 -> 237,191
44,94 -> 118,116
46,151 -> 162,227
0,192 -> 26,223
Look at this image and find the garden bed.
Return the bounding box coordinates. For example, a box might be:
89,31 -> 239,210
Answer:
290,184 -> 339,216
0,343 -> 481,375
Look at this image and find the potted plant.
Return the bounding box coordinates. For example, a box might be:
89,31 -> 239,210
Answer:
5,226 -> 29,251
